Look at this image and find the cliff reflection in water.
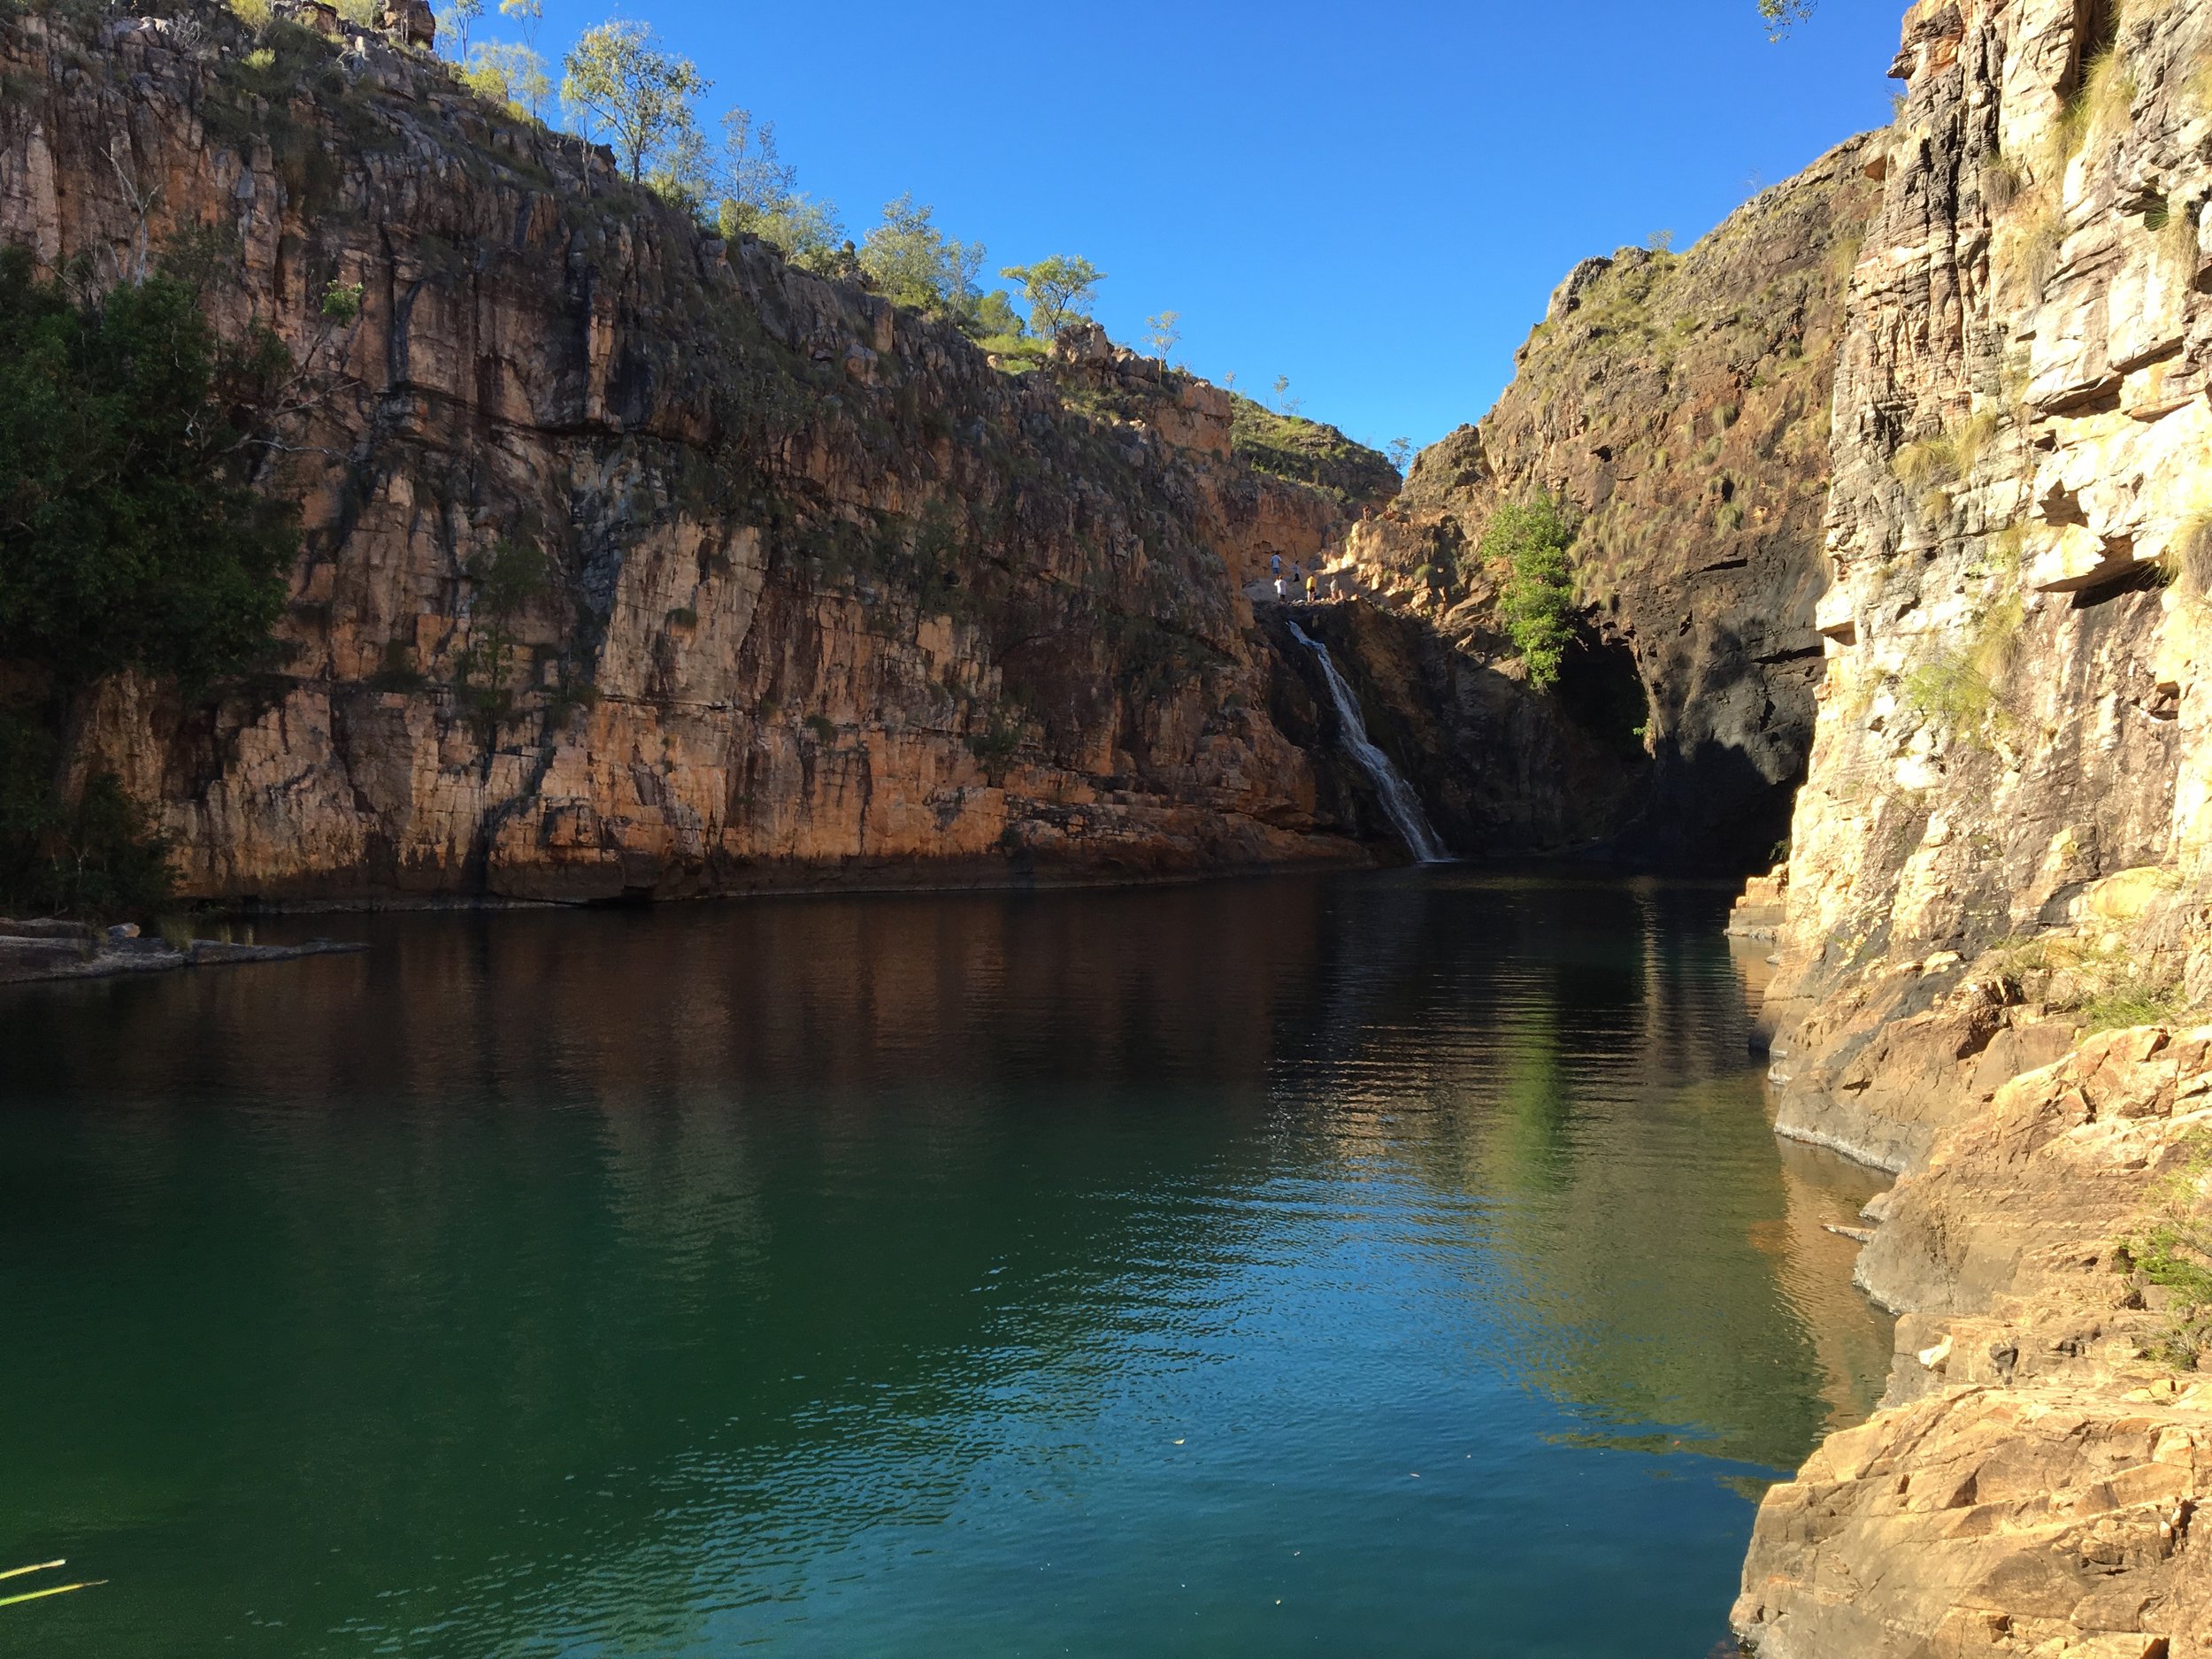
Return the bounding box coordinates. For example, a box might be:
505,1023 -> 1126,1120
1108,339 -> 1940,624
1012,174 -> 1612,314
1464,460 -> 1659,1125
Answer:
0,871 -> 1891,1659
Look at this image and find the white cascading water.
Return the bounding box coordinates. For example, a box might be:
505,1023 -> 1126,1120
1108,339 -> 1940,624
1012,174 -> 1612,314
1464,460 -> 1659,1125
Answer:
1286,618 -> 1450,864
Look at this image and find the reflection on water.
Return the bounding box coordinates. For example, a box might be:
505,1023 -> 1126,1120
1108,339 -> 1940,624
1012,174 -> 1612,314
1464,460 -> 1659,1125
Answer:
0,869 -> 1888,1659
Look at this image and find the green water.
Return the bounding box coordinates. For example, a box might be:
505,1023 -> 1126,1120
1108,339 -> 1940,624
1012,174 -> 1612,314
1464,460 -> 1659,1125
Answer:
0,869 -> 1890,1657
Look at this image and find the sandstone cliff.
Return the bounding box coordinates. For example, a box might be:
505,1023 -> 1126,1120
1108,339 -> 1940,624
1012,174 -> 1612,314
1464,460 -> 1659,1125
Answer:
1339,139 -> 1882,869
1739,0 -> 2212,1650
0,1 -> 1395,903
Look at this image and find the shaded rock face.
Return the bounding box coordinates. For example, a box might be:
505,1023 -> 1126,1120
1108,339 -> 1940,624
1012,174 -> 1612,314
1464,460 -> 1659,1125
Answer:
1739,0 -> 2212,1651
1282,603 -> 1648,856
1345,137 -> 1882,871
0,4 -> 1390,903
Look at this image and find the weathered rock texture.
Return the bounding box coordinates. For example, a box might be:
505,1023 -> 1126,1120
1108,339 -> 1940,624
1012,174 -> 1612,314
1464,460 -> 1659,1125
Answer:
1738,1029 -> 2212,1659
1765,0 -> 2212,1167
1742,0 -> 2212,1649
1341,139 -> 1882,868
0,3 -> 1396,903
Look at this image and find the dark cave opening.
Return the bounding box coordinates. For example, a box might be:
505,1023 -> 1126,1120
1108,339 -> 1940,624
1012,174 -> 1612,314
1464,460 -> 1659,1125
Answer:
1554,632 -> 1653,765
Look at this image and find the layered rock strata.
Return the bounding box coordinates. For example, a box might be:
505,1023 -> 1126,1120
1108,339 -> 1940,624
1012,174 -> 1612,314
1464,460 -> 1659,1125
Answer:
1341,139 -> 1882,868
1765,0 -> 2212,1169
1741,0 -> 2212,1649
0,2 -> 1393,903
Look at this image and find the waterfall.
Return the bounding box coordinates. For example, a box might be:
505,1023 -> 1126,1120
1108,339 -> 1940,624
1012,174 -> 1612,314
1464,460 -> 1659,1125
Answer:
1286,619 -> 1450,864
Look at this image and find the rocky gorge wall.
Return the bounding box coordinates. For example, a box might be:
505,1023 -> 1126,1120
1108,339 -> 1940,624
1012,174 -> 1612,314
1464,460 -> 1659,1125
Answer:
1736,0 -> 2212,1651
0,0 -> 1399,904
1338,138 -> 1883,869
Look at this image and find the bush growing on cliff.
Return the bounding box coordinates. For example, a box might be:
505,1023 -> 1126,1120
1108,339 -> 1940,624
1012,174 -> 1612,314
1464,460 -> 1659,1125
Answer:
0,251 -> 296,918
0,250 -> 295,688
0,724 -> 176,920
1483,495 -> 1578,692
1900,594 -> 2022,746
2121,1130 -> 2212,1369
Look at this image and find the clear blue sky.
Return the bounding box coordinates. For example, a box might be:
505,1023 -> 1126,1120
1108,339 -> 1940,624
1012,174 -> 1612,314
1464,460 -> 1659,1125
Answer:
500,0 -> 1904,454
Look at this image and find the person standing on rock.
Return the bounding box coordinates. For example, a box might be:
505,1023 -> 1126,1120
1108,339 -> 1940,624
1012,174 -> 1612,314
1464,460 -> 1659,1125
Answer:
1271,553 -> 1286,601
1304,570 -> 1317,603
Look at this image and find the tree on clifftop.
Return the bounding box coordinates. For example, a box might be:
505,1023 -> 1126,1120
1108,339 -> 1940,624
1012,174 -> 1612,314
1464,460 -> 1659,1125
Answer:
862,196 -> 986,319
1001,256 -> 1103,337
561,21 -> 710,184
714,111 -> 845,272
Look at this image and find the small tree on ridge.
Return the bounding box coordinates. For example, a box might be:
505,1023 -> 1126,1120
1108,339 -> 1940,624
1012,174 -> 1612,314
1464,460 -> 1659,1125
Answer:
1001,255 -> 1103,337
561,21 -> 710,184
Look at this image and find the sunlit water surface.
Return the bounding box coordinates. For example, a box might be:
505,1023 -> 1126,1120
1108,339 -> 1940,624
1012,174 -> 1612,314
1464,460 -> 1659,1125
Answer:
0,869 -> 1890,1657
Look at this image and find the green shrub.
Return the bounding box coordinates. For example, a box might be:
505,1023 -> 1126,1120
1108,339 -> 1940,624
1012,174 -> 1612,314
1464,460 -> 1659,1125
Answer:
0,253 -> 298,919
0,250 -> 296,688
0,715 -> 173,920
1484,494 -> 1578,691
966,716 -> 1022,784
2122,1132 -> 2212,1368
2080,982 -> 2184,1034
370,641 -> 427,692
321,280 -> 364,323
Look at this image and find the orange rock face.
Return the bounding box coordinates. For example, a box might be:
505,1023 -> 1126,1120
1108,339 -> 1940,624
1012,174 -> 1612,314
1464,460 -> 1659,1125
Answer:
0,4 -> 1385,902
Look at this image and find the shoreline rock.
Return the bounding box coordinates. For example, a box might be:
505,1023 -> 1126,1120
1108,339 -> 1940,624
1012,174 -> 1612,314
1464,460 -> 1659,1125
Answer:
0,928 -> 368,986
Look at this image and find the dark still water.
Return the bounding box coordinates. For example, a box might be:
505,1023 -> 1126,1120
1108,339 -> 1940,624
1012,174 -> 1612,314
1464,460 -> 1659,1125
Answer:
0,870 -> 1890,1658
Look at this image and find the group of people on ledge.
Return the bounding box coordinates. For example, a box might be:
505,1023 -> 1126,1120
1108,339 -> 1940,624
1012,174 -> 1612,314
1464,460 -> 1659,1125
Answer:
1268,553 -> 1341,603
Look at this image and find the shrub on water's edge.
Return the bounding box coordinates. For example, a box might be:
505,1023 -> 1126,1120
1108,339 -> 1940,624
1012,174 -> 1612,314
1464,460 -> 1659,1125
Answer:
0,717 -> 176,921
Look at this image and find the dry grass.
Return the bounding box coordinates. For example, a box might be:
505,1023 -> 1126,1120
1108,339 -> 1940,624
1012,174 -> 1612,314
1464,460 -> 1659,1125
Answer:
2060,42 -> 2139,157
1891,411 -> 2001,495
2005,196 -> 2068,296
2165,506 -> 2212,592
1952,410 -> 2001,473
1893,434 -> 1957,488
2182,16 -> 2212,115
1901,591 -> 2025,744
2160,195 -> 2203,280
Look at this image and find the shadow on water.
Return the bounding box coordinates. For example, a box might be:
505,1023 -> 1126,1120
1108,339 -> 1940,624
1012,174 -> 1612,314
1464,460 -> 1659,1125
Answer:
0,868 -> 1889,1659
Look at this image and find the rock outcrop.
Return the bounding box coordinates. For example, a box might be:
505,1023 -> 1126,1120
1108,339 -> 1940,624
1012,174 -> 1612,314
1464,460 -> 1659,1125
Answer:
1740,0 -> 2212,1649
1340,138 -> 1883,868
1738,1029 -> 2212,1659
1765,0 -> 2212,1168
0,1 -> 1395,903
